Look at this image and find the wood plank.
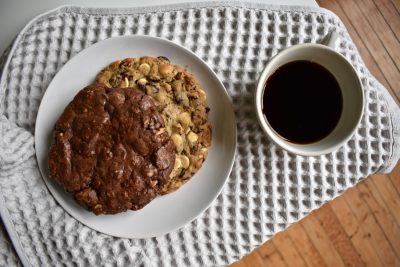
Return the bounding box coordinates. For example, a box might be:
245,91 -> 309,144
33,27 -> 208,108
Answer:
271,231 -> 308,267
365,174 -> 400,226
365,174 -> 400,224
344,186 -> 400,265
336,0 -> 400,98
388,161 -> 400,196
374,0 -> 400,42
330,194 -> 383,266
315,204 -> 365,266
355,0 -> 400,71
390,0 -> 400,14
300,213 -> 346,267
286,222 -> 328,267
230,259 -> 249,267
242,251 -> 266,267
371,174 -> 400,227
256,240 -> 288,267
358,178 -> 400,258
317,0 -> 393,95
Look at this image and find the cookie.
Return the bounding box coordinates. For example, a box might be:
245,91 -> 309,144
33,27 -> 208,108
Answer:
96,56 -> 211,194
48,83 -> 175,215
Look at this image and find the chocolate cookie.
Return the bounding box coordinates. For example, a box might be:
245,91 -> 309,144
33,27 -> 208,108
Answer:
96,56 -> 212,194
48,83 -> 175,215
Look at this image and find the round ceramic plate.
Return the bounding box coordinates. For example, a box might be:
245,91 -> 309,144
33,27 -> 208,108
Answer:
35,35 -> 237,238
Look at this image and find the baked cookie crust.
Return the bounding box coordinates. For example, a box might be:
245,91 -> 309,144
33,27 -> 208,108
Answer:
48,83 -> 175,214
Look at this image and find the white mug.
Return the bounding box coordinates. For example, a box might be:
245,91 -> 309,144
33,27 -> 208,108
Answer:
255,34 -> 364,156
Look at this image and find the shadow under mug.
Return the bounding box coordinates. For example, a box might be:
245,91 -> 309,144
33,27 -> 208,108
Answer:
255,43 -> 364,156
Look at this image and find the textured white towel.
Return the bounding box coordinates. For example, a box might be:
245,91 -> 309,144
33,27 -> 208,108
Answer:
0,2 -> 399,266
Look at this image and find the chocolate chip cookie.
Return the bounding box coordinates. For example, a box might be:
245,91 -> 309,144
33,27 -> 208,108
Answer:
48,83 -> 175,215
96,56 -> 212,194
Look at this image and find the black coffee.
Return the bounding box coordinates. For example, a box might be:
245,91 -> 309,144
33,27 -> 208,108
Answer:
262,60 -> 343,144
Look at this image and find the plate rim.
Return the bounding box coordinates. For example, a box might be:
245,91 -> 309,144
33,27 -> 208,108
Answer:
34,35 -> 237,238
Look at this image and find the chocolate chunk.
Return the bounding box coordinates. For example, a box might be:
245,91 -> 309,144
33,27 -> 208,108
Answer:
157,56 -> 170,62
155,146 -> 174,169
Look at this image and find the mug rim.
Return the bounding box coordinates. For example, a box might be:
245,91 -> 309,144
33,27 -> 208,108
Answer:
255,43 -> 364,156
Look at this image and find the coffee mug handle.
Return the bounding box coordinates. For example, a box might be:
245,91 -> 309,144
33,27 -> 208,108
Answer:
321,31 -> 341,50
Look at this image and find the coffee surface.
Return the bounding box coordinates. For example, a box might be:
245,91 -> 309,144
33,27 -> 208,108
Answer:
262,60 -> 343,144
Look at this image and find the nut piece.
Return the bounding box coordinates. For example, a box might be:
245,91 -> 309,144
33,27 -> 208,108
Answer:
172,123 -> 184,134
146,86 -> 154,95
187,131 -> 198,143
159,64 -> 174,77
180,155 -> 190,169
137,78 -> 147,86
171,133 -> 183,152
156,128 -> 165,135
150,180 -> 158,187
179,112 -> 191,126
199,147 -> 208,159
146,169 -> 155,177
198,89 -> 207,99
163,83 -> 172,92
172,80 -> 183,91
124,77 -> 129,88
155,91 -> 168,103
94,204 -> 103,213
139,63 -> 151,75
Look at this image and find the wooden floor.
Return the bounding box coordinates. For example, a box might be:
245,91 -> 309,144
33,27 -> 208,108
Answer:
231,0 -> 400,266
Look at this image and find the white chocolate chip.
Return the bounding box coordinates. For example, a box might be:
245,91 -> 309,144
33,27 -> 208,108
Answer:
139,63 -> 151,75
174,157 -> 182,170
180,155 -> 190,169
159,64 -> 174,77
187,131 -> 198,143
137,78 -> 147,85
179,112 -> 191,126
171,133 -> 183,152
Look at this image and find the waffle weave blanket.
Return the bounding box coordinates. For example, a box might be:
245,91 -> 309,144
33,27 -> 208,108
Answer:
0,2 -> 399,266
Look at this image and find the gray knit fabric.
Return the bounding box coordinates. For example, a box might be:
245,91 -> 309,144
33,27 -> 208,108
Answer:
0,2 -> 399,266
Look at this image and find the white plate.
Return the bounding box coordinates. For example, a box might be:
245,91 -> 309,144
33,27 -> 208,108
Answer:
35,35 -> 237,238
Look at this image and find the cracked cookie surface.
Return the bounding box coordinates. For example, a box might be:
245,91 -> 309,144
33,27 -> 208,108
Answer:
96,56 -> 212,194
48,83 -> 175,214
